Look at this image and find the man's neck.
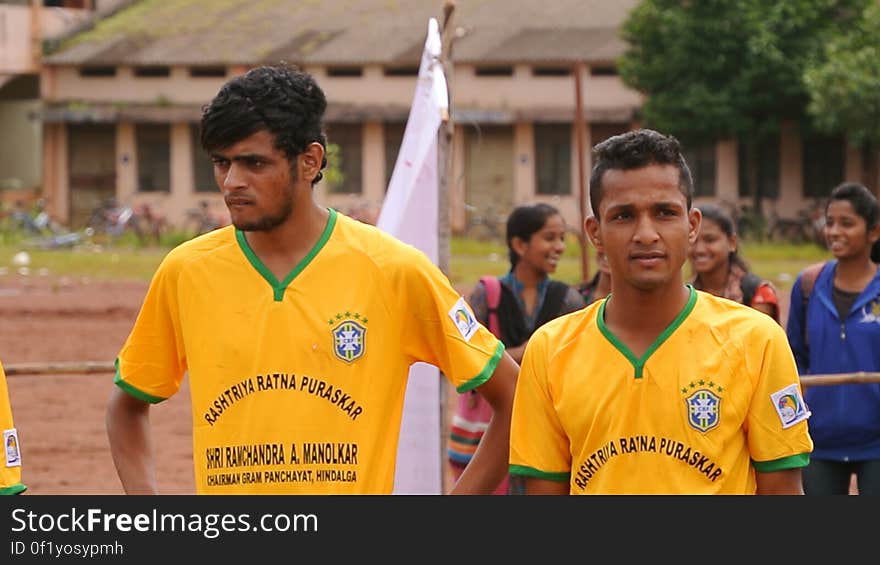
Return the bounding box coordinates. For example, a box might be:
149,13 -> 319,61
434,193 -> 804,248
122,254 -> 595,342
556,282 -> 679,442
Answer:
605,279 -> 691,337
243,201 -> 329,280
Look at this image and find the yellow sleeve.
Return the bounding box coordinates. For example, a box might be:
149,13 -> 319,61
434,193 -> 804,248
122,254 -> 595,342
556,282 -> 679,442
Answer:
115,251 -> 187,403
746,320 -> 813,471
509,328 -> 571,481
392,244 -> 503,393
0,362 -> 25,494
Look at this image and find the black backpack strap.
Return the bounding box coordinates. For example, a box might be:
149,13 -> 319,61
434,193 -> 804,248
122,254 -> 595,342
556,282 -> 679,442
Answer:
534,281 -> 570,329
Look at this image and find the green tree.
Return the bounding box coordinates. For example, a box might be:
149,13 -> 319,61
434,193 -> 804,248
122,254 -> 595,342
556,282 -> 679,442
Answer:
804,1 -> 880,192
618,0 -> 867,214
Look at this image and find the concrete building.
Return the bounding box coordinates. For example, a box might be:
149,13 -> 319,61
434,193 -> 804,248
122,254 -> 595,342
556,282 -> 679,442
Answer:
23,0 -> 871,233
0,0 -> 108,207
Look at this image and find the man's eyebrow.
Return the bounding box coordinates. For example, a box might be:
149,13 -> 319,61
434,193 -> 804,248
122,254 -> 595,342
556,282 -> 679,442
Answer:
605,203 -> 634,213
209,152 -> 270,161
654,200 -> 686,209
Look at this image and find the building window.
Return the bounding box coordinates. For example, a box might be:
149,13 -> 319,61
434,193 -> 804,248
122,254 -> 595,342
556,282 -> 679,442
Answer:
738,137 -> 780,199
384,122 -> 406,190
326,123 -> 362,194
136,124 -> 170,192
534,123 -> 571,196
474,66 -> 514,77
590,65 -> 618,76
190,124 -> 215,193
326,67 -> 363,77
79,66 -> 116,77
683,143 -> 716,197
802,135 -> 844,198
532,66 -> 571,77
134,66 -> 171,78
383,67 -> 419,77
189,67 -> 226,78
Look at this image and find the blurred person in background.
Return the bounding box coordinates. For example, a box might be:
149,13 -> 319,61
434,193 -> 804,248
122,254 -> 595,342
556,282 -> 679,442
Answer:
448,203 -> 584,494
578,248 -> 612,304
787,182 -> 880,495
689,204 -> 780,323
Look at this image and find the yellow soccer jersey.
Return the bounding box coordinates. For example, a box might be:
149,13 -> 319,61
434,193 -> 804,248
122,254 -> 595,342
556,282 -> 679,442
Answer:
510,287 -> 813,494
116,209 -> 503,494
1,361 -> 25,495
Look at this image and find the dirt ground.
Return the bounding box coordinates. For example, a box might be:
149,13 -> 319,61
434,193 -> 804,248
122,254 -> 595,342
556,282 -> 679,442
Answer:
0,274 -> 196,494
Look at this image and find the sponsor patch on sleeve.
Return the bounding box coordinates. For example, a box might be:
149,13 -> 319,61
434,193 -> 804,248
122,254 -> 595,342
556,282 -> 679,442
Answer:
448,297 -> 479,342
770,384 -> 811,429
4,428 -> 21,467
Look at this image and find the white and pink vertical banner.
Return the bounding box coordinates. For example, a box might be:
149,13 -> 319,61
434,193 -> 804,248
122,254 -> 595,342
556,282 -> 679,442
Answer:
376,17 -> 448,494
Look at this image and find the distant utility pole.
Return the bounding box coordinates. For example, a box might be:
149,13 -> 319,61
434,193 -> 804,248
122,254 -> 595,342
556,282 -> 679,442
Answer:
437,1 -> 456,278
573,62 -> 590,283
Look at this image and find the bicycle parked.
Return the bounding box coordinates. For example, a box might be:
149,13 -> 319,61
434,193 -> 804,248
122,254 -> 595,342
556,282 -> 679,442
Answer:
182,200 -> 229,238
765,200 -> 826,247
87,199 -> 167,246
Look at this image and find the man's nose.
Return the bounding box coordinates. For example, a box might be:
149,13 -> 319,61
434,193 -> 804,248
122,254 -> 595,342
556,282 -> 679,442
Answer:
632,214 -> 660,243
222,163 -> 246,190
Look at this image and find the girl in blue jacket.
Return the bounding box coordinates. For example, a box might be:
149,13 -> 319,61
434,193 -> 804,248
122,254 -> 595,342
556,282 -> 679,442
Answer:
787,182 -> 880,495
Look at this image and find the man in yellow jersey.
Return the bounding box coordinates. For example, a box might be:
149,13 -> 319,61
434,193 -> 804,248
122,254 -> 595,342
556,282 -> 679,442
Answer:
509,129 -> 813,494
106,65 -> 518,495
1,360 -> 26,495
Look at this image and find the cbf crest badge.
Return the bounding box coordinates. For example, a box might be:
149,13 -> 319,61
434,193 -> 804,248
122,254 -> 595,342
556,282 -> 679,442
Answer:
329,312 -> 367,363
682,380 -> 723,433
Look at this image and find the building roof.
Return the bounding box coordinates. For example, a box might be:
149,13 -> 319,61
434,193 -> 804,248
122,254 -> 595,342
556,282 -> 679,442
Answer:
44,0 -> 638,67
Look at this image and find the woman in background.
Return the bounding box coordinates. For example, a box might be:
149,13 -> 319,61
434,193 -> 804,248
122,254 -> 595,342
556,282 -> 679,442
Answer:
578,249 -> 612,304
689,204 -> 780,322
448,203 -> 584,494
786,182 -> 880,495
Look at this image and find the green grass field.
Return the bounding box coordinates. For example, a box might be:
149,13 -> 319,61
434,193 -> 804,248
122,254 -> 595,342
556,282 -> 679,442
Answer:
450,235 -> 830,294
0,234 -> 831,295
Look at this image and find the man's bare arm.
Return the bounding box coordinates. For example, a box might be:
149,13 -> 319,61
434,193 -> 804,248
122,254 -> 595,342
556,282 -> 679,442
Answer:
449,351 -> 518,494
755,468 -> 804,495
106,387 -> 158,494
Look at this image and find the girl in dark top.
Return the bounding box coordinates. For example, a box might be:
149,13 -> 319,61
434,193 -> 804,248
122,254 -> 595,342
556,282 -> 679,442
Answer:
448,203 -> 584,493
689,204 -> 780,322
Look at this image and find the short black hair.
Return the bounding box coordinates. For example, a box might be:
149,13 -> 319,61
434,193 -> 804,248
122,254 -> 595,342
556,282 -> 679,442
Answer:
589,129 -> 693,217
200,64 -> 328,184
505,203 -> 561,267
827,182 -> 880,263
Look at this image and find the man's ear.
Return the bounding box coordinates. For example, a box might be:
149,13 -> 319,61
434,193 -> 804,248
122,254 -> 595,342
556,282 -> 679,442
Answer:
299,142 -> 325,183
585,215 -> 602,254
688,207 -> 702,246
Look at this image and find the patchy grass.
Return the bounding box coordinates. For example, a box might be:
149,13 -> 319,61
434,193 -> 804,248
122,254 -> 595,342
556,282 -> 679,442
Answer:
0,236 -> 832,294
0,242 -> 166,282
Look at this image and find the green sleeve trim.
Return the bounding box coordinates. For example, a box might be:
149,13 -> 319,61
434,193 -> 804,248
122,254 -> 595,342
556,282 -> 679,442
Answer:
113,358 -> 166,404
0,483 -> 27,495
509,464 -> 570,482
752,452 -> 811,472
455,341 -> 505,393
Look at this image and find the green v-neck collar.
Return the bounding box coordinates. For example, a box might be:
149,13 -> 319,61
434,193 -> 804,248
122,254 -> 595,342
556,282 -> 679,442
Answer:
597,284 -> 697,379
235,208 -> 338,302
